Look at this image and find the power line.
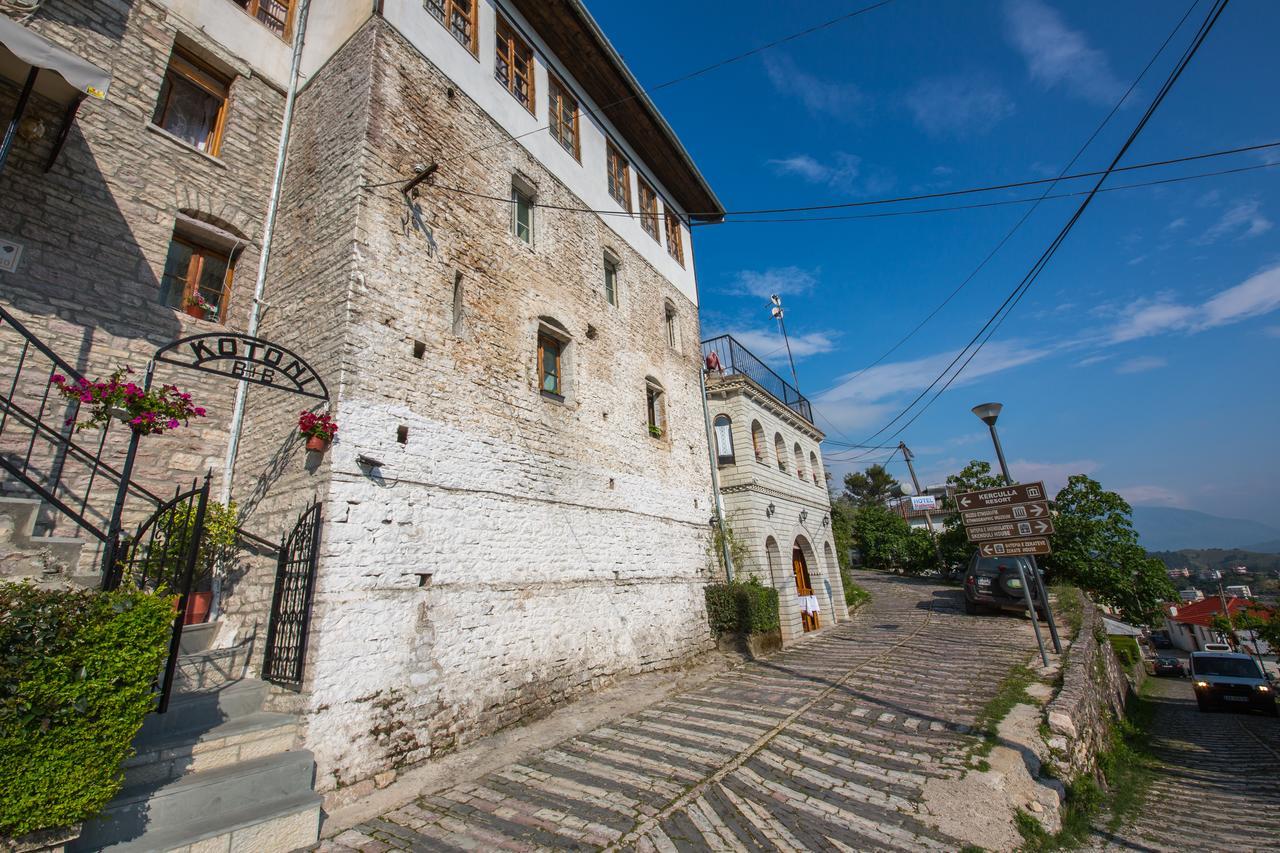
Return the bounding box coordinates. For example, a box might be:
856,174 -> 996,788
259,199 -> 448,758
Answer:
851,0 -> 1231,451
808,0 -> 1203,441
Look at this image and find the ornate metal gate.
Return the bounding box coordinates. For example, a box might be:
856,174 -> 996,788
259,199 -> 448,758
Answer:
104,475 -> 210,712
262,502 -> 322,689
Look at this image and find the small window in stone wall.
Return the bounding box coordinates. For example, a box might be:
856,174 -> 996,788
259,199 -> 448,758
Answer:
714,415 -> 734,464
664,300 -> 678,350
152,49 -> 230,155
603,254 -> 619,306
511,182 -> 534,244
537,332 -> 562,399
159,233 -> 233,322
646,379 -> 665,439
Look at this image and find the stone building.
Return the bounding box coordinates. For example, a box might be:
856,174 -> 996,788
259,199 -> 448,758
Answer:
702,334 -> 846,646
2,0 -> 723,845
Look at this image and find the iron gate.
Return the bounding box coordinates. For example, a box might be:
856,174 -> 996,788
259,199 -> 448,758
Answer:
262,502 -> 322,689
105,475 -> 210,712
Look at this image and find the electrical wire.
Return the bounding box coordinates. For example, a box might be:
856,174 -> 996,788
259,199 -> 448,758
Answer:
849,0 -> 1231,452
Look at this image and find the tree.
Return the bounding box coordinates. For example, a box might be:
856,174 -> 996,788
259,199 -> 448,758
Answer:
842,464 -> 899,508
1042,475 -> 1176,625
937,460 -> 1008,571
829,497 -> 856,570
1256,611 -> 1280,654
850,504 -> 911,571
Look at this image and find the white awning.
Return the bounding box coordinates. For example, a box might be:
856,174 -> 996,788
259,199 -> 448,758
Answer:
0,16 -> 110,103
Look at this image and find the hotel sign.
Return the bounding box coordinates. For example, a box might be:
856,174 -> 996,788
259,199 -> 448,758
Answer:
155,334 -> 329,400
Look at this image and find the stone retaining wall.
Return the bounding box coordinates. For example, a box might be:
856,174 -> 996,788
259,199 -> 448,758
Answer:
1043,596 -> 1136,779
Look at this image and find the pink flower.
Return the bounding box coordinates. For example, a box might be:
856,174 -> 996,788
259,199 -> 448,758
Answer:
80,393 -> 94,403
166,419 -> 180,429
193,407 -> 206,416
51,374 -> 66,385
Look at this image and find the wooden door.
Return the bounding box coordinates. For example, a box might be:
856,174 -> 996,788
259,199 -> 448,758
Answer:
792,547 -> 820,632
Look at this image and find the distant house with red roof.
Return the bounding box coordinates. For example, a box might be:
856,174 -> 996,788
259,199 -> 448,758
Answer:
1164,597 -> 1275,653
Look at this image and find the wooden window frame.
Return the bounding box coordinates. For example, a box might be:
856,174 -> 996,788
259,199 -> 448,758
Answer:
603,254 -> 619,306
495,15 -> 536,114
537,332 -> 563,399
153,50 -> 230,157
646,382 -> 665,437
637,178 -> 660,242
511,182 -> 534,244
664,210 -> 685,267
425,0 -> 478,55
164,235 -> 234,323
548,74 -> 580,161
606,142 -> 631,211
664,301 -> 678,349
231,0 -> 297,40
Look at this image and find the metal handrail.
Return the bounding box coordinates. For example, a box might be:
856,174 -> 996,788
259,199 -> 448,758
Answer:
701,334 -> 814,423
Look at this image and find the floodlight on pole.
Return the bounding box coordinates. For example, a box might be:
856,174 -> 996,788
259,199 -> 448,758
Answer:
769,294 -> 801,393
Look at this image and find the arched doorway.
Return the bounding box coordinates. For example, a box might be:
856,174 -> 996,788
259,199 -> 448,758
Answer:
792,545 -> 820,632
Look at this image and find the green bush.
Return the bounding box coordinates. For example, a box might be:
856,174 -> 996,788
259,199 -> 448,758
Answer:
1108,635 -> 1142,669
0,582 -> 175,837
840,569 -> 870,608
705,577 -> 780,636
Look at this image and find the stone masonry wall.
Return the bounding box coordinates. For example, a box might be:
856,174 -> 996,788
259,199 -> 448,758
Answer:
0,1 -> 284,540
1044,596 -> 1134,780
252,19 -> 717,803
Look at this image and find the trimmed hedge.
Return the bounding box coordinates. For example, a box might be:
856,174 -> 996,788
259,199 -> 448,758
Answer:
705,578 -> 780,636
0,582 -> 175,837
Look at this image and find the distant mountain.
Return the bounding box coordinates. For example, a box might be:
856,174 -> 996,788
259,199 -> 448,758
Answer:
1131,506 -> 1280,553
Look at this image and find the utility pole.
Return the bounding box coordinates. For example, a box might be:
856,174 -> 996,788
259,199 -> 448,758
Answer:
972,403 -> 1063,658
770,294 -> 801,393
899,442 -> 945,571
699,365 -> 734,582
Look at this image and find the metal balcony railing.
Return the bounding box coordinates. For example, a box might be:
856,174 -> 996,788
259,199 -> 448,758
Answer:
701,334 -> 813,424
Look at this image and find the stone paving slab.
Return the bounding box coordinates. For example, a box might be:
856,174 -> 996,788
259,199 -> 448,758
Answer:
326,573 -> 1041,851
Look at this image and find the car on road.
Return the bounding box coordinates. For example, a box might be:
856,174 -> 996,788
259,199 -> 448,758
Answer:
963,553 -> 1046,617
1153,657 -> 1186,677
1149,632 -> 1173,649
1189,652 -> 1277,715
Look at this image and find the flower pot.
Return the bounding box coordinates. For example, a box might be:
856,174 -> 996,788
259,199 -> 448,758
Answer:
183,591 -> 213,625
305,435 -> 330,452
184,304 -> 205,319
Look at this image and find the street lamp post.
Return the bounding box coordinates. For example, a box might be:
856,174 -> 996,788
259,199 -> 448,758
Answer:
972,403 -> 1063,659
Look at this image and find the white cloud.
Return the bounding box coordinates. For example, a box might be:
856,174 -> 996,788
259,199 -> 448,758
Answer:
766,152 -> 894,195
726,328 -> 838,364
932,165 -> 955,177
1166,217 -> 1188,231
1003,0 -> 1126,104
1103,263 -> 1280,343
1197,200 -> 1273,244
905,74 -> 1015,137
1118,485 -> 1188,508
1007,459 -> 1099,495
1114,355 -> 1167,374
727,266 -> 818,299
1076,354 -> 1110,367
762,54 -> 868,120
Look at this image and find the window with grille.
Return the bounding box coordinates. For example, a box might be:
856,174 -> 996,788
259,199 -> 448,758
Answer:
495,16 -> 535,112
425,0 -> 477,54
152,50 -> 230,156
548,75 -> 579,159
637,178 -> 659,241
607,142 -> 631,210
665,211 -> 685,266
233,0 -> 294,38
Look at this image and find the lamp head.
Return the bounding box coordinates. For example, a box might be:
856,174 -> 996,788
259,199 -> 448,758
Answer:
971,402 -> 1003,427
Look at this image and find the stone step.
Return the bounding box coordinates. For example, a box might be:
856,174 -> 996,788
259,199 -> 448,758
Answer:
0,495 -> 88,584
124,710 -> 299,785
71,750 -> 320,852
173,641 -> 251,692
178,620 -> 219,655
136,678 -> 268,743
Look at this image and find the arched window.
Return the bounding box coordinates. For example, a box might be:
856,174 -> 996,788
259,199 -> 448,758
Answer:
774,433 -> 787,472
809,451 -> 821,486
793,443 -> 805,480
751,420 -> 766,462
663,299 -> 678,349
713,414 -> 734,463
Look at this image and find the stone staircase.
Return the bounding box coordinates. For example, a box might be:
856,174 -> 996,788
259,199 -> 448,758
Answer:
0,495 -> 96,588
69,616 -> 321,851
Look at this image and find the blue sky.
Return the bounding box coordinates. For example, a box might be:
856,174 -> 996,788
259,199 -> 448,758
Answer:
589,0 -> 1280,527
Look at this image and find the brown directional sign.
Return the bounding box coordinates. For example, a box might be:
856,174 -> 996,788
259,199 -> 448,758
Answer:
965,518 -> 1055,542
978,539 -> 1052,557
961,500 -> 1051,526
956,482 -> 1049,511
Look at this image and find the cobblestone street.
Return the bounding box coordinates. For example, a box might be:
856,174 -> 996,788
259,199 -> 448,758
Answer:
1089,673 -> 1280,852
320,573 -> 1040,851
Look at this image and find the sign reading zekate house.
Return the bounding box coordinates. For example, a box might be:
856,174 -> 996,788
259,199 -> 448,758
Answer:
155,334 -> 329,400
957,481 -> 1054,556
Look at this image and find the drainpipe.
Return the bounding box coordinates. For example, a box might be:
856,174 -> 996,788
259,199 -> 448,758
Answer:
700,367 -> 733,582
219,0 -> 311,506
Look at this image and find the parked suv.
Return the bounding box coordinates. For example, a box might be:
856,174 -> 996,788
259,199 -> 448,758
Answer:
1189,651 -> 1277,715
963,553 -> 1046,617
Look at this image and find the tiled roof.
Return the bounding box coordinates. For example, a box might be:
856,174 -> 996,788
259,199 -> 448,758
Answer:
1168,596 -> 1274,627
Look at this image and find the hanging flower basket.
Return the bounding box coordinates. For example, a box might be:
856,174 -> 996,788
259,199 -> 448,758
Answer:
51,369 -> 206,435
185,292 -> 217,321
299,410 -> 338,452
